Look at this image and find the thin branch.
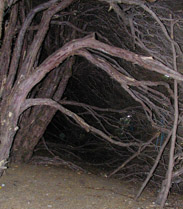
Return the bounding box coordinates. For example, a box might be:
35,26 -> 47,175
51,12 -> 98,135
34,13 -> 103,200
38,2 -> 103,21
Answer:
18,35 -> 183,98
60,100 -> 141,113
108,131 -> 159,177
16,34 -> 183,108
20,98 -> 142,148
0,0 -> 5,40
7,0 -> 62,89
159,16 -> 179,209
135,130 -> 172,200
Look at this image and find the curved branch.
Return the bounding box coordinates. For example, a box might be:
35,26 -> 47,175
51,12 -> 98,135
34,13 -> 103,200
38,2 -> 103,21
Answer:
159,21 -> 179,208
20,98 -> 141,148
7,0 -> 63,89
108,131 -> 159,177
59,100 -> 141,113
18,34 -> 183,98
135,130 -> 172,200
13,34 -> 183,118
0,0 -> 5,40
76,49 -> 152,116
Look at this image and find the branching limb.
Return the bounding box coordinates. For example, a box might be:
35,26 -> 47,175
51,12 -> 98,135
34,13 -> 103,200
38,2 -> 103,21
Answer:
159,16 -> 179,209
108,131 -> 159,177
135,130 -> 172,200
20,98 -> 142,148
0,0 -> 5,40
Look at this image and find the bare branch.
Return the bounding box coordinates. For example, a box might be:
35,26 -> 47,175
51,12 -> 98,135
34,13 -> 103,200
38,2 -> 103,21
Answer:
17,34 -> 183,104
135,130 -> 172,200
20,98 -> 142,148
108,131 -> 159,177
0,0 -> 5,40
159,17 -> 179,209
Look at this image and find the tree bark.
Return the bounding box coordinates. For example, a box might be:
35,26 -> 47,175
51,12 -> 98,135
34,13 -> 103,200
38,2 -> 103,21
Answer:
11,58 -> 73,162
0,0 -> 75,175
0,0 -> 5,40
0,34 -> 180,175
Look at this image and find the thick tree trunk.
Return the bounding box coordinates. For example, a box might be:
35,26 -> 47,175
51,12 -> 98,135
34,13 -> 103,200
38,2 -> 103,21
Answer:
11,107 -> 57,162
11,58 -> 73,162
0,93 -> 22,175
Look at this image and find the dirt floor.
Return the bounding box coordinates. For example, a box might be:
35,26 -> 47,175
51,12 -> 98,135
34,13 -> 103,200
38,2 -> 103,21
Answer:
0,163 -> 182,209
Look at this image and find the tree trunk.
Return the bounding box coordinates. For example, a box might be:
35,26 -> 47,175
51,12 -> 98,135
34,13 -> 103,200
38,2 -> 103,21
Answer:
11,107 -> 57,162
11,58 -> 73,162
0,93 -> 24,175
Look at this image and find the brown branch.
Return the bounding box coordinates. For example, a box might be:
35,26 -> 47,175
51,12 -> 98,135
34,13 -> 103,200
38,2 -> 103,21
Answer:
0,0 -> 5,40
10,32 -> 181,120
140,4 -> 182,57
20,98 -> 141,148
159,18 -> 179,209
7,0 -> 65,90
60,100 -> 141,113
75,49 -> 154,117
0,4 -> 18,98
172,167 -> 183,180
98,0 -> 144,4
101,0 -> 179,53
51,21 -> 90,34
108,131 -> 159,177
18,34 -> 183,101
135,130 -> 172,200
60,100 -> 142,136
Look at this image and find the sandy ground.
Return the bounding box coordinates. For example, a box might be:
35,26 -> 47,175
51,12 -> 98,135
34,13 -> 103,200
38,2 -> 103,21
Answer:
0,163 -> 182,209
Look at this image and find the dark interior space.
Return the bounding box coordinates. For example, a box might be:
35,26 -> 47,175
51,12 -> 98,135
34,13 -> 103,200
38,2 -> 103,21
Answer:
1,0 -> 183,208
34,60 -> 156,179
